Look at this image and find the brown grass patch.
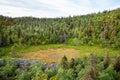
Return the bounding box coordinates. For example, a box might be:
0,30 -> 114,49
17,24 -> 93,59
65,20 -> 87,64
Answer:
21,48 -> 79,63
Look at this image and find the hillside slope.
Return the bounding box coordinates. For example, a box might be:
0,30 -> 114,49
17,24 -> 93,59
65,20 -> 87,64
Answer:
0,8 -> 120,48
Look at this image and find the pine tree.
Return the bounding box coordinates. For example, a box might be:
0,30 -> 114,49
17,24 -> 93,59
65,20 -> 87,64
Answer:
60,55 -> 68,69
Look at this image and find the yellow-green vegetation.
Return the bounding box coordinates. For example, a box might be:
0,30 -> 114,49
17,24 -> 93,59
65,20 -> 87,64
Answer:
18,44 -> 120,60
1,44 -> 120,63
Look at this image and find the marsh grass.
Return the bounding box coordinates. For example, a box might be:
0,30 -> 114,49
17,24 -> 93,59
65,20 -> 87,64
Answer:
1,44 -> 120,61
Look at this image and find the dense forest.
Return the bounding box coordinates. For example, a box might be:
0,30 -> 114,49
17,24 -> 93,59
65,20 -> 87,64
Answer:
0,8 -> 120,80
0,8 -> 120,48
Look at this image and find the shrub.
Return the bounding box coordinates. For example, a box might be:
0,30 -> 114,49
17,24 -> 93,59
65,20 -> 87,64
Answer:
77,69 -> 85,80
10,45 -> 16,56
66,69 -> 76,80
99,65 -> 116,80
81,67 -> 99,80
30,63 -> 43,77
3,64 -> 14,76
68,38 -> 82,46
75,64 -> 82,74
69,58 -> 75,68
50,76 -> 58,80
0,48 -> 5,56
56,68 -> 67,80
34,73 -> 48,80
88,41 -> 94,46
0,59 -> 6,67
99,72 -> 113,80
103,52 -> 110,69
89,54 -> 97,67
15,71 -> 32,80
45,68 -> 57,78
114,55 -> 120,72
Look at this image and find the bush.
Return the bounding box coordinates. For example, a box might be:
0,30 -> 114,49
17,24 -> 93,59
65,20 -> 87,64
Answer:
3,64 -> 14,76
81,67 -> 99,80
66,69 -> 76,80
50,76 -> 58,80
67,38 -> 83,46
99,72 -> 113,80
99,65 -> 116,80
103,52 -> 110,69
30,63 -> 43,77
77,69 -> 85,80
114,55 -> 120,72
75,64 -> 82,73
0,59 -> 6,67
15,71 -> 32,80
0,48 -> 5,56
32,73 -> 48,80
56,68 -> 67,80
88,41 -> 94,46
45,68 -> 57,78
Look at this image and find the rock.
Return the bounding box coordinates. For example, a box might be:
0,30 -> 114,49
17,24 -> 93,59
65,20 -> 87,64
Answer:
49,62 -> 58,69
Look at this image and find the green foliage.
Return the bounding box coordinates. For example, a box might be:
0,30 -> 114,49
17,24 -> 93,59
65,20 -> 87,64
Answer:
99,72 -> 113,80
56,68 -> 67,80
77,69 -> 85,80
45,68 -> 57,78
0,48 -> 5,56
0,53 -> 120,80
0,63 -> 15,80
99,65 -> 116,80
68,38 -> 83,46
114,55 -> 120,72
81,67 -> 99,80
0,8 -> 120,49
88,41 -> 94,46
0,59 -> 6,67
66,68 -> 76,80
15,70 -> 31,80
75,64 -> 83,73
2,65 -> 13,75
